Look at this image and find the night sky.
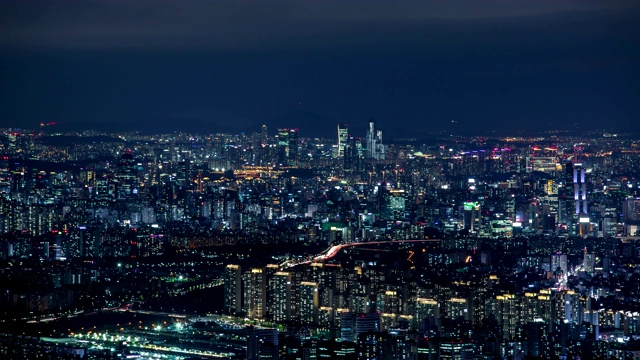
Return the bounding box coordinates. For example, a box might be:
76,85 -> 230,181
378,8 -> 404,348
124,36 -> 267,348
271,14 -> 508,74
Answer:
1,0 -> 639,135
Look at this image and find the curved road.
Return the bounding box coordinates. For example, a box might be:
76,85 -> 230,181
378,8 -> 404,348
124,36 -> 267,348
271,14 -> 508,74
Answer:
282,239 -> 440,268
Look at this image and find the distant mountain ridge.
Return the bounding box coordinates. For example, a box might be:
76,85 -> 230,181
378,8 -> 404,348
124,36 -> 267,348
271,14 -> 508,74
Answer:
37,111 -> 473,140
42,110 -> 352,139
47,118 -> 237,135
24,110 -> 635,139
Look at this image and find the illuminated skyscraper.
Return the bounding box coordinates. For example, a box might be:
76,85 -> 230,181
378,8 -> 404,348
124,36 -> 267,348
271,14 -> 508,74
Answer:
277,128 -> 289,165
382,189 -> 407,220
277,128 -> 299,166
176,157 -> 190,187
271,271 -> 292,322
344,136 -> 362,173
224,264 -> 242,315
558,162 -> 573,230
559,162 -> 589,234
116,150 -> 137,199
261,124 -> 268,144
572,163 -> 590,235
365,119 -> 385,160
299,281 -> 319,325
288,128 -> 299,165
243,267 -> 267,319
336,123 -> 349,158
573,163 -> 587,215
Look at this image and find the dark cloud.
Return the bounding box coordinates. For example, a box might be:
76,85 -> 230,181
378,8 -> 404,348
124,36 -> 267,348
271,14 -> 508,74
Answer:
0,0 -> 639,133
1,0 -> 637,50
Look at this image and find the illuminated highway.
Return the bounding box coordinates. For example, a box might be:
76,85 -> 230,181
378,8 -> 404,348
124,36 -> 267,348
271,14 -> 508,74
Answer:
68,331 -> 235,358
282,239 -> 440,268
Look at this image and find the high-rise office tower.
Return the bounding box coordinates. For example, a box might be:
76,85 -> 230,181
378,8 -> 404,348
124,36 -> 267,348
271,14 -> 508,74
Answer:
176,156 -> 190,188
277,128 -> 290,166
573,163 -> 587,215
375,129 -> 384,160
116,150 -> 137,199
288,128 -> 299,165
336,124 -> 349,158
365,119 -> 385,160
573,163 -> 589,235
559,161 -> 588,234
344,136 -> 362,173
261,124 -> 268,144
277,128 -> 299,166
558,162 -> 573,230
366,119 -> 376,159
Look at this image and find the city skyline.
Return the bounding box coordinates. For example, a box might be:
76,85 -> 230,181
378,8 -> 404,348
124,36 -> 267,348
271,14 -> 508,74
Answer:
1,115 -> 640,358
2,2 -> 640,359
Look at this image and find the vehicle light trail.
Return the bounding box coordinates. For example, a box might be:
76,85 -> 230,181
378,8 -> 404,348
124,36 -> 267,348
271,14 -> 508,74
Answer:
282,239 -> 440,268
